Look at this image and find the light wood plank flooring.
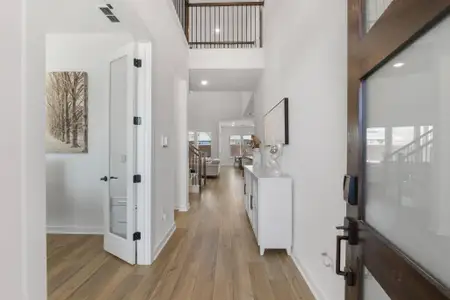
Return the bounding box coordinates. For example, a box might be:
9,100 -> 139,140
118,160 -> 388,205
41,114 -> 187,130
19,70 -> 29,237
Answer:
47,167 -> 315,300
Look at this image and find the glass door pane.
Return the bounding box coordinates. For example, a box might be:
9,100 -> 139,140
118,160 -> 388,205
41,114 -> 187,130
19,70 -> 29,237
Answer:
364,15 -> 450,288
363,267 -> 391,299
365,0 -> 394,32
109,56 -> 128,239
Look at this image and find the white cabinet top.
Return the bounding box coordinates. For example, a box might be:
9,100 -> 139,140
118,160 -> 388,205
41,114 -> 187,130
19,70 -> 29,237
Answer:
244,165 -> 291,179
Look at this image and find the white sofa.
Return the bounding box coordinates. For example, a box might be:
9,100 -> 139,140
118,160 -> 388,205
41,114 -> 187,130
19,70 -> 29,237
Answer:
205,158 -> 221,177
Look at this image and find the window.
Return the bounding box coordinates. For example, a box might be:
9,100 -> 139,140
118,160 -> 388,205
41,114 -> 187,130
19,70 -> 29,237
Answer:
188,131 -> 196,146
197,132 -> 212,157
229,134 -> 253,157
242,135 -> 253,155
230,135 -> 242,157
366,127 -> 386,163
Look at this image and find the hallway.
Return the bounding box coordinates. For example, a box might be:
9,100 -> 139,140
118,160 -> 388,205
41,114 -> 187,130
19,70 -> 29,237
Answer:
47,167 -> 314,300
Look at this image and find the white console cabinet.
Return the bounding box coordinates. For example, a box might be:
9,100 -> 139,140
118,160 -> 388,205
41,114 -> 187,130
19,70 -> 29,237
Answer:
243,165 -> 293,255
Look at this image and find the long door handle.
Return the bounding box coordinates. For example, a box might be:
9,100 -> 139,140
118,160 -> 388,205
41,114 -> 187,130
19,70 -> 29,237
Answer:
336,235 -> 348,276
335,234 -> 356,286
110,176 -> 119,180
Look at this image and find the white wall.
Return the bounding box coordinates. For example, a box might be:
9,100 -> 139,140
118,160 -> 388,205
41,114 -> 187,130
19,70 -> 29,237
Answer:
45,33 -> 133,234
189,48 -> 264,69
130,0 -> 189,257
1,0 -> 47,299
254,1 -> 347,300
174,79 -> 189,211
188,91 -> 244,157
219,126 -> 255,165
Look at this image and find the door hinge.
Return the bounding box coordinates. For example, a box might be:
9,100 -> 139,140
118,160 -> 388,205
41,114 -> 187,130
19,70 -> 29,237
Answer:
133,232 -> 141,241
134,58 -> 142,68
133,116 -> 142,125
133,174 -> 142,183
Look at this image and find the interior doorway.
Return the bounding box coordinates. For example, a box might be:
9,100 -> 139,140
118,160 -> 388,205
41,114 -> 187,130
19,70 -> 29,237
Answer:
45,1 -> 153,293
340,1 -> 450,299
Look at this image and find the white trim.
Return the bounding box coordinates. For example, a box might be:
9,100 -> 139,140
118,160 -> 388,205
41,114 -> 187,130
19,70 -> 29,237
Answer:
175,202 -> 190,212
175,78 -> 189,213
47,226 -> 103,235
291,254 -> 326,300
136,41 -> 153,265
189,185 -> 200,194
153,223 -> 176,261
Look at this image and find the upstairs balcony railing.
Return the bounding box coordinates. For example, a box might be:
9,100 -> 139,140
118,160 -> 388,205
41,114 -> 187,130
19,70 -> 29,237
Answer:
172,1 -> 264,49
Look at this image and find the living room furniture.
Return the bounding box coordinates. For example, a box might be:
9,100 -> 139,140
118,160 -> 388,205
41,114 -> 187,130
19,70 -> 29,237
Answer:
205,158 -> 221,177
243,165 -> 293,255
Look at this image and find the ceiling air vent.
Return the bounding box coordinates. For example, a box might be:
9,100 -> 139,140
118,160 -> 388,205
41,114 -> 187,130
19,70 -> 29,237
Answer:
99,7 -> 113,16
98,4 -> 120,23
107,15 -> 120,23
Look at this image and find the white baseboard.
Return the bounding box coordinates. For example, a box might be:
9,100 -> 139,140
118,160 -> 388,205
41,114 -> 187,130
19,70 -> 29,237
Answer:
175,202 -> 190,212
153,223 -> 176,261
291,254 -> 326,300
189,185 -> 200,193
47,225 -> 103,235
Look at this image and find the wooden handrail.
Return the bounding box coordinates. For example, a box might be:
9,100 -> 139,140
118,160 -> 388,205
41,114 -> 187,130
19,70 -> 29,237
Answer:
188,2 -> 264,7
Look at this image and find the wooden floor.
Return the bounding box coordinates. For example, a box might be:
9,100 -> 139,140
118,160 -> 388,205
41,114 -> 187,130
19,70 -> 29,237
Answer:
47,167 -> 315,300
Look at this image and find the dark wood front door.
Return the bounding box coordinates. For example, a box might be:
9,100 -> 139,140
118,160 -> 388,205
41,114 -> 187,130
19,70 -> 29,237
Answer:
343,1 -> 450,299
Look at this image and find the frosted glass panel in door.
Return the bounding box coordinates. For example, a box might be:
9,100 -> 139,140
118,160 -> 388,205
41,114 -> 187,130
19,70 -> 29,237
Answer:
365,0 -> 394,32
365,15 -> 450,288
363,267 -> 391,300
109,56 -> 128,239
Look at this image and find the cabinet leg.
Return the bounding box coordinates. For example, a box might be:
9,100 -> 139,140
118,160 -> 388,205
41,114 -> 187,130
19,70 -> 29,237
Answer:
286,247 -> 292,255
259,247 -> 265,256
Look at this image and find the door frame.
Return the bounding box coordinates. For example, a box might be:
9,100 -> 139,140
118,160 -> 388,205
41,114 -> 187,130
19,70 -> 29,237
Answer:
136,41 -> 154,265
345,0 -> 450,299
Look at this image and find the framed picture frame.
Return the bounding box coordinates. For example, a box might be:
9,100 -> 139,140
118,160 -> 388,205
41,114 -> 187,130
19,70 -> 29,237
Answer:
264,97 -> 289,145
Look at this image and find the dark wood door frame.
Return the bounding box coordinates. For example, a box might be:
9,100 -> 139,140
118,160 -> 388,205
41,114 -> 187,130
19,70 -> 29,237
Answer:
346,0 -> 450,299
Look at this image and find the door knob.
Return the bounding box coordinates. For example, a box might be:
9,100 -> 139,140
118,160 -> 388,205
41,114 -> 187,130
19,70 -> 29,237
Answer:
100,176 -> 108,182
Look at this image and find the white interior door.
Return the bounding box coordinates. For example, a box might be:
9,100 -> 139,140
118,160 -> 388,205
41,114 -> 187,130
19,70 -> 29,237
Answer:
104,43 -> 137,265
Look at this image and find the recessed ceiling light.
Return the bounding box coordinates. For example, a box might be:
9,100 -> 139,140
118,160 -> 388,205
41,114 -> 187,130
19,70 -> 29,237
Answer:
393,62 -> 405,68
215,28 -> 220,33
232,122 -> 235,127
201,80 -> 208,86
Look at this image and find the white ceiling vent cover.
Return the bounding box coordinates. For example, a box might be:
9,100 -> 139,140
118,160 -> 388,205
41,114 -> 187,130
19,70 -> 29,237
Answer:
98,4 -> 120,23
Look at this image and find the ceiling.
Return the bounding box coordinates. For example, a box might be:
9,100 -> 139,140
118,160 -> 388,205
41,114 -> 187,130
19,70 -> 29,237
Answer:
190,69 -> 262,91
45,0 -> 133,34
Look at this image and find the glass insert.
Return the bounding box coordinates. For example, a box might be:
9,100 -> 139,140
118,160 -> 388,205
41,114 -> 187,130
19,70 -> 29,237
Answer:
365,0 -> 394,32
109,56 -> 128,239
363,267 -> 391,299
364,15 -> 450,287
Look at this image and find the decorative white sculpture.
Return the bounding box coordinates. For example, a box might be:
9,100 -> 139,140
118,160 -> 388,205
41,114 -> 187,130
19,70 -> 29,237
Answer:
266,142 -> 284,176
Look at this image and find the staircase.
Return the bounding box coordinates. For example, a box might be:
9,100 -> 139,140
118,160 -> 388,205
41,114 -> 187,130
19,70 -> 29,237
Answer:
380,129 -> 433,212
189,143 -> 207,193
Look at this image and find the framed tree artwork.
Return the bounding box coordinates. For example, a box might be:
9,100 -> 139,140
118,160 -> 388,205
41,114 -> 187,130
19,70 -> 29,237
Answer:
46,72 -> 89,153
